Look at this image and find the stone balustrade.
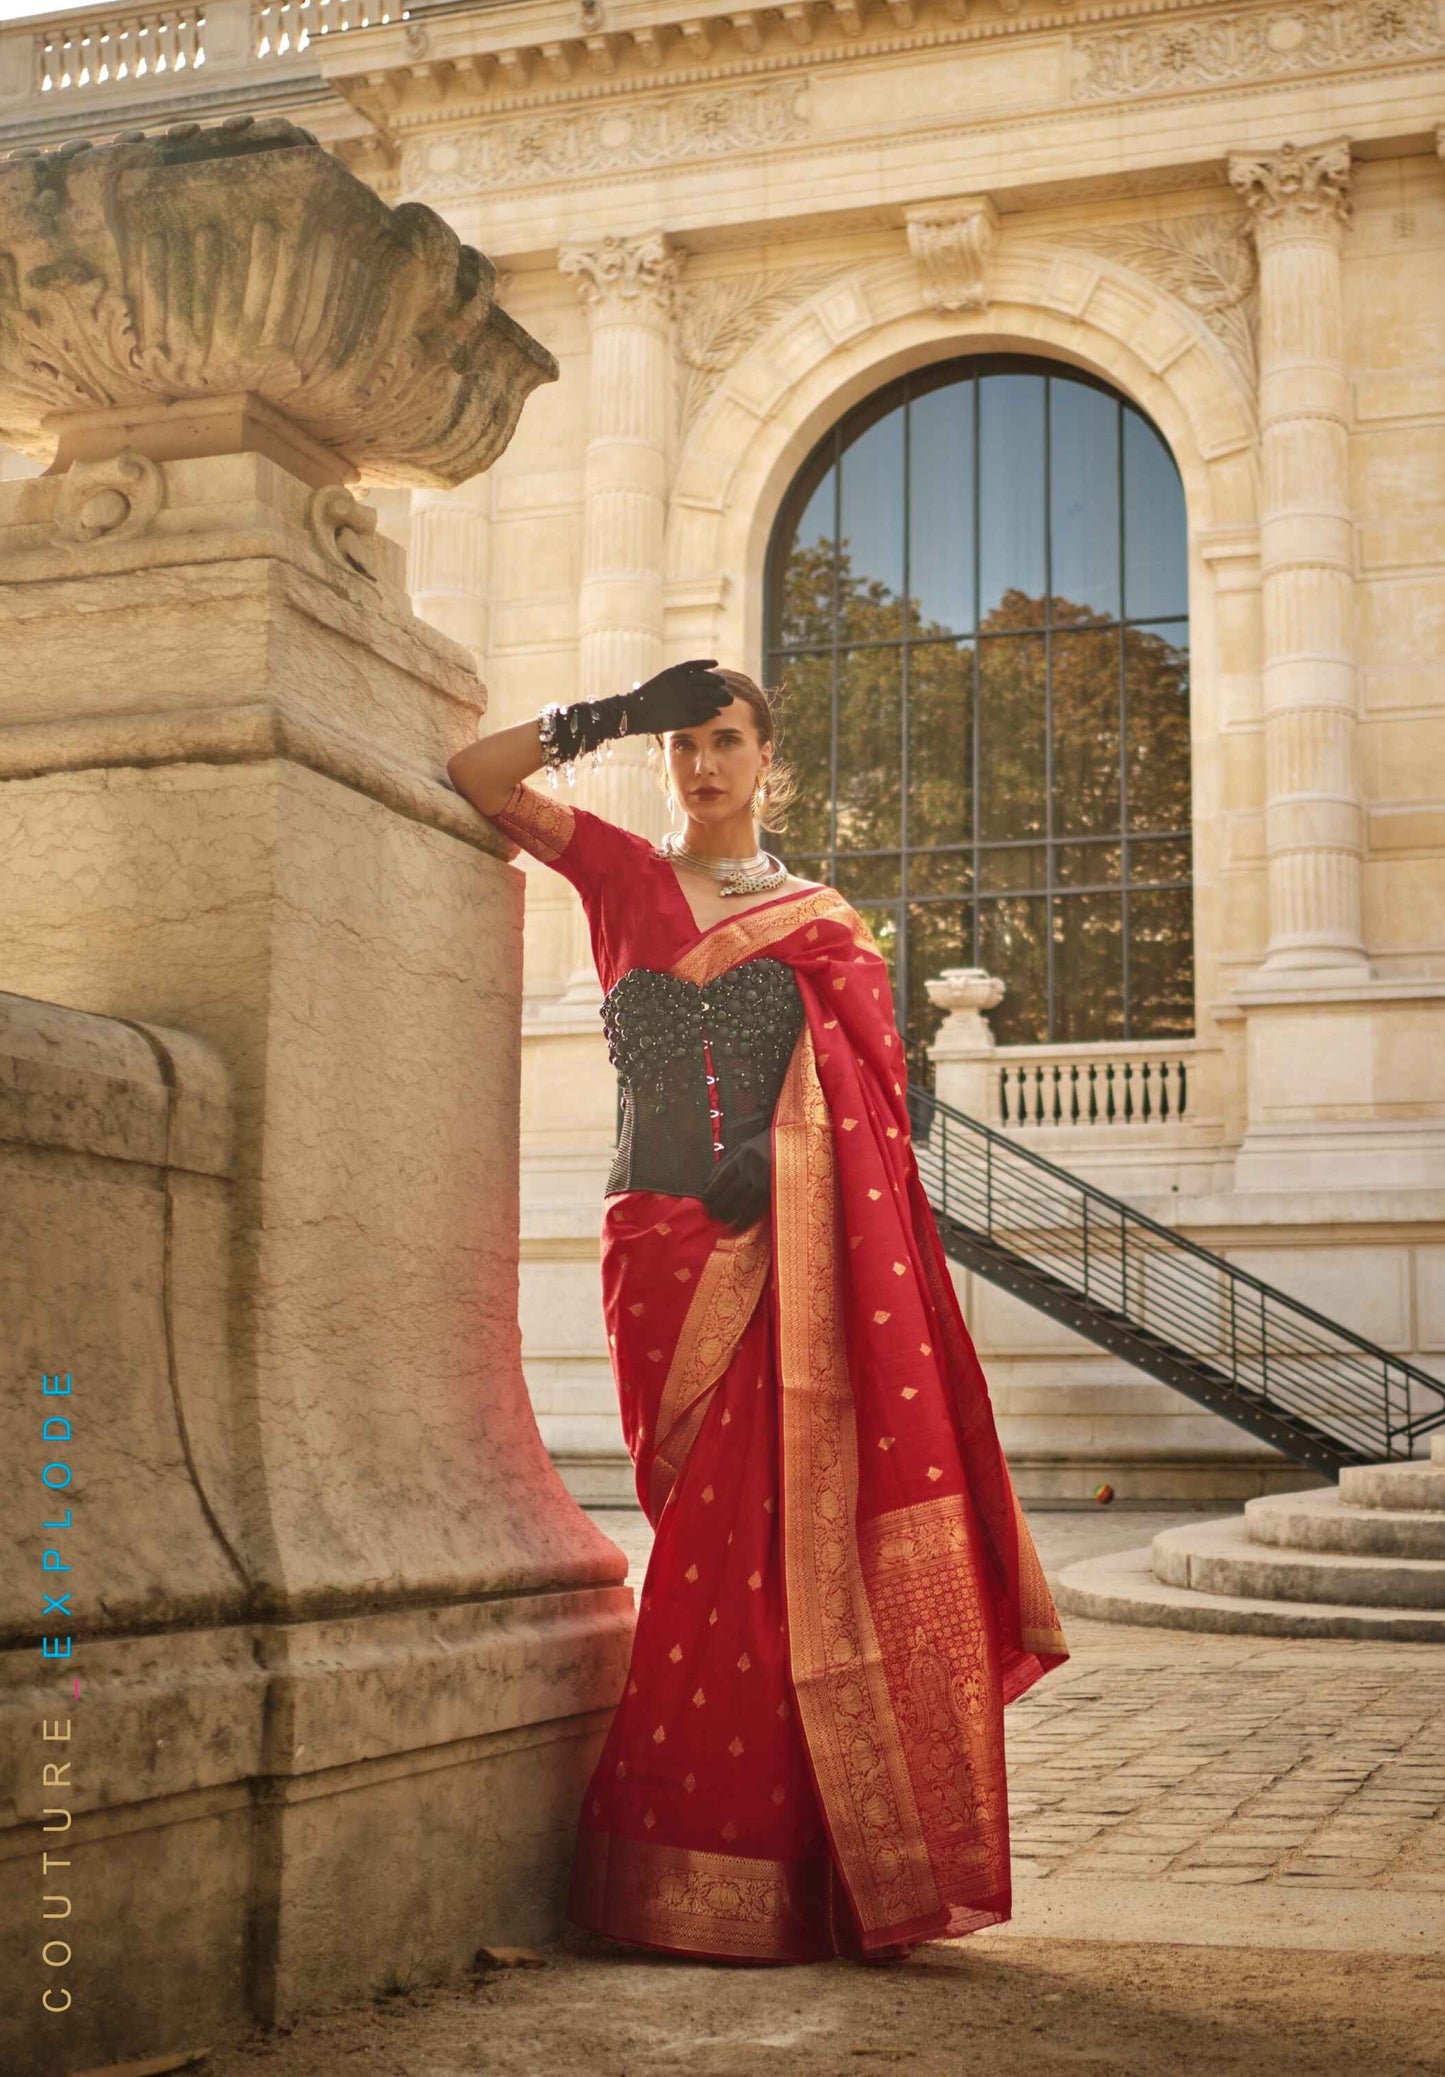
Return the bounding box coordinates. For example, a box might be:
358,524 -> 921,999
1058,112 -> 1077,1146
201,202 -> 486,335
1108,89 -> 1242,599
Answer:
924,968 -> 1215,1140
994,1044 -> 1196,1131
34,4 -> 208,93
12,0 -> 404,102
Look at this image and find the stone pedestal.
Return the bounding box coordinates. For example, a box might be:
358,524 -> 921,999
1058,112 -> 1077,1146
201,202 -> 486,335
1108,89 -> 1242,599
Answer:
0,118 -> 631,2076
925,966 -> 1006,1118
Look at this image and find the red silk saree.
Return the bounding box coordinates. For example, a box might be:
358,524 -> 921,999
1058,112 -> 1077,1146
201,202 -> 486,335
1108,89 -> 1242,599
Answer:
489,782 -> 1069,1962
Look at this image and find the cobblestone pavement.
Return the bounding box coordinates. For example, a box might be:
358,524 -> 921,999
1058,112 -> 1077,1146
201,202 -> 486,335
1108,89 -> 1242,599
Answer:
191,1505 -> 1445,2075
586,1503 -> 1445,1911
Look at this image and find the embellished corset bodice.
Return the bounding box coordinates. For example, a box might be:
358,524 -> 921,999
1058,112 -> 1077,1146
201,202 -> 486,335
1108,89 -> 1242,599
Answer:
600,958 -> 806,1199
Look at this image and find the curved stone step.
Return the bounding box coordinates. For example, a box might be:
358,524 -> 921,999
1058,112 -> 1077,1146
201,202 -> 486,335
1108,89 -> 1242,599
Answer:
1055,1542 -> 1445,1642
1152,1515 -> 1445,1609
1339,1460 -> 1445,1513
1244,1486 -> 1445,1560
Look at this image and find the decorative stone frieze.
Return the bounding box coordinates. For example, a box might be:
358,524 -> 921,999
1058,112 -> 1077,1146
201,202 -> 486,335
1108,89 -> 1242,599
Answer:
400,79 -> 809,198
904,196 -> 999,312
1061,213 -> 1258,390
674,264 -> 849,433
1075,0 -> 1441,101
0,116 -> 557,487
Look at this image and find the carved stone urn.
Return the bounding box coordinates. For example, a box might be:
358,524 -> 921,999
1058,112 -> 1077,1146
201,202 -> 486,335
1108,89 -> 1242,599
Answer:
0,114 -> 557,487
925,969 -> 1006,1118
925,966 -> 1007,1051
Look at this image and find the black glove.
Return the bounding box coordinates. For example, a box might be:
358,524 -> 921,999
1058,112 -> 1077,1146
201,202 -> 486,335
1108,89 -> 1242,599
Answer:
700,1127 -> 772,1230
542,660 -> 732,765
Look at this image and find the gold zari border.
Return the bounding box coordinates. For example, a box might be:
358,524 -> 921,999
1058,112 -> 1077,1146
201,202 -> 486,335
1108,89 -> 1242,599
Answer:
491,780 -> 575,864
569,1829 -> 833,1962
646,1214 -> 771,1520
773,1025 -> 941,1936
672,887 -> 857,987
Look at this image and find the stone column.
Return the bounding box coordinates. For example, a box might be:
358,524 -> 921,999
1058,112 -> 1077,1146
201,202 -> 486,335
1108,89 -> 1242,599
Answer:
0,120 -> 631,2075
409,474 -> 493,671
556,229 -> 682,1001
1228,138 -> 1367,977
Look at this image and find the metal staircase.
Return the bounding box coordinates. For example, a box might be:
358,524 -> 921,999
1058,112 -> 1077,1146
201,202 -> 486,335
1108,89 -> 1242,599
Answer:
908,1088 -> 1445,1478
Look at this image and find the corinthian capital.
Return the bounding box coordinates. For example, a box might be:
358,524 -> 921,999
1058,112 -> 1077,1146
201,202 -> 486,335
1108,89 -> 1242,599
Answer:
905,197 -> 999,312
558,231 -> 682,318
1228,139 -> 1352,236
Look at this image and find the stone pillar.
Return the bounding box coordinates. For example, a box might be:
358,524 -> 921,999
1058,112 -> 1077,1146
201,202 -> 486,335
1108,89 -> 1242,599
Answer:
0,119 -> 631,2076
409,474 -> 493,671
556,229 -> 682,1002
925,968 -> 1005,1119
1228,138 -> 1367,978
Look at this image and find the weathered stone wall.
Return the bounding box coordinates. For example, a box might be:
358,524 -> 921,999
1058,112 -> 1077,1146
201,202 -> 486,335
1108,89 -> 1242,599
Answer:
0,124 -> 633,2073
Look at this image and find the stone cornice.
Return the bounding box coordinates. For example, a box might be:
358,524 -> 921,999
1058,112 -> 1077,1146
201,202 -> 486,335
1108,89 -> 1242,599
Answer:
0,700 -> 511,858
318,0 -> 1445,135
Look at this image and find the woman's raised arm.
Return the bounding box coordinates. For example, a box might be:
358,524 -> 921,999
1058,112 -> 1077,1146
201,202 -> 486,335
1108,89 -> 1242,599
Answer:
446,717 -> 548,818
448,662 -> 733,820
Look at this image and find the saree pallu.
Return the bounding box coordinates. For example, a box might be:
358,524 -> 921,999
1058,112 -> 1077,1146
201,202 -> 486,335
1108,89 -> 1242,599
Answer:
568,887 -> 1069,1962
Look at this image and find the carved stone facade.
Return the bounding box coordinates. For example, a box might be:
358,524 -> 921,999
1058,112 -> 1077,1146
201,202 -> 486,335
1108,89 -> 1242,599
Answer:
905,197 -> 1000,312
1058,212 -> 1259,390
675,264 -> 851,433
4,0 -> 1444,1515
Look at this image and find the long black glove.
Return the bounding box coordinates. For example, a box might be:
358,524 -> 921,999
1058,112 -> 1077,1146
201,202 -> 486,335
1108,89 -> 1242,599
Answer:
542,659 -> 732,765
701,1126 -> 772,1230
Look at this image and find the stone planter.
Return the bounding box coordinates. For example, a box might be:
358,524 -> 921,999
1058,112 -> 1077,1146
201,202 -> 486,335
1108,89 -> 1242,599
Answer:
0,114 -> 557,486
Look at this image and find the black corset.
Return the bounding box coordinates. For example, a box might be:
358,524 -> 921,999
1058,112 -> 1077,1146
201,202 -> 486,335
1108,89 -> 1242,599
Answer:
601,959 -> 805,1199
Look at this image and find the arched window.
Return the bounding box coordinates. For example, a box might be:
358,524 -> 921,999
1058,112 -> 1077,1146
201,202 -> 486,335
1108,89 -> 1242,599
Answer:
764,355 -> 1193,1084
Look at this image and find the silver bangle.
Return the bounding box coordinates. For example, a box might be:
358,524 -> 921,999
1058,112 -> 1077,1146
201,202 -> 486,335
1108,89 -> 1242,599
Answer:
537,702 -> 576,789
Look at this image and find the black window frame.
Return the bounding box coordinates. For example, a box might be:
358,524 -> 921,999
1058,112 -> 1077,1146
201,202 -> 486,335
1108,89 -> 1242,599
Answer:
762,352 -> 1195,1086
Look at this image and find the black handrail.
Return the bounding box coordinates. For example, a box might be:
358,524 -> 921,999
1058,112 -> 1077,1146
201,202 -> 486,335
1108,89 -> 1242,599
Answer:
908,1085 -> 1445,1474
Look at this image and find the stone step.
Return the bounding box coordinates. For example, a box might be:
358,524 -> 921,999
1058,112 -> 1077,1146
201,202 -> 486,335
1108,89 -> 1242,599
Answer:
1243,1485 -> 1445,1560
1151,1514 -> 1445,1609
1436,1431 -> 1445,1467
1054,1541 -> 1445,1643
1339,1458 -> 1445,1513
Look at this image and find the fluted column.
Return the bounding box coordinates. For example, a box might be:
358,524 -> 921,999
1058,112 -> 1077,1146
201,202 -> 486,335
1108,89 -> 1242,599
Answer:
556,230 -> 682,999
409,474 -> 492,672
1229,139 -> 1368,976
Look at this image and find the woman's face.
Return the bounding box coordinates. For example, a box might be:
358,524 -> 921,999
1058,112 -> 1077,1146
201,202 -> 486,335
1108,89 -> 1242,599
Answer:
664,708 -> 773,825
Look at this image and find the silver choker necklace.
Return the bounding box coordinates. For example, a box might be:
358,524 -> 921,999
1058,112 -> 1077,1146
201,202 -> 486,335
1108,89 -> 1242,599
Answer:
659,830 -> 789,897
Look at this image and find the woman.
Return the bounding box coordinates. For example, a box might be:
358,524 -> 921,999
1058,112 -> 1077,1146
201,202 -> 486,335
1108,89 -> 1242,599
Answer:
447,659 -> 1069,1966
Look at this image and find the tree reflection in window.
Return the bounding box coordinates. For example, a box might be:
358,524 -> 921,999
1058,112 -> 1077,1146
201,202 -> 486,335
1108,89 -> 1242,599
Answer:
764,356 -> 1193,1086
